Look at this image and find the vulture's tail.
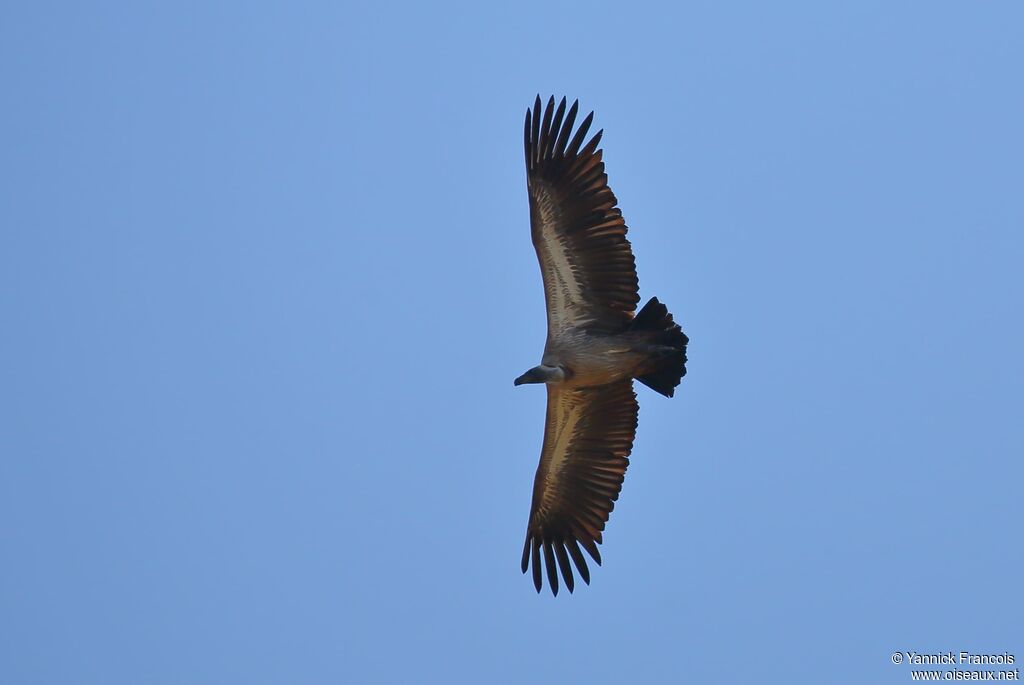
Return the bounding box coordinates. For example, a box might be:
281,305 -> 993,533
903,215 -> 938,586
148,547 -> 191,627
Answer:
629,297 -> 688,398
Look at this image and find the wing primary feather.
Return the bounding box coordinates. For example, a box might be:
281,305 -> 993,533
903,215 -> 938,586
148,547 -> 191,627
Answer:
576,129 -> 604,161
553,100 -> 578,159
523,109 -> 532,171
565,111 -> 594,158
566,539 -> 591,584
580,537 -> 603,565
538,96 -> 555,166
554,542 -> 575,593
531,95 -> 542,167
521,536 -> 531,574
544,97 -> 567,161
543,540 -> 559,596
531,538 -> 542,592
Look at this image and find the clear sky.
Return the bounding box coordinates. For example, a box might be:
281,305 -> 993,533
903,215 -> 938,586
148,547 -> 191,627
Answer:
2,2 -> 1022,683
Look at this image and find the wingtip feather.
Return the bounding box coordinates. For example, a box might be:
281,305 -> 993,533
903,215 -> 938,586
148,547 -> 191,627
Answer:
543,540 -> 559,597
531,539 -> 542,592
555,543 -> 575,594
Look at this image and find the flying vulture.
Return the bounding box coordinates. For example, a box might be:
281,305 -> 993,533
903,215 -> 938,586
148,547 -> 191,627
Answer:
514,96 -> 689,595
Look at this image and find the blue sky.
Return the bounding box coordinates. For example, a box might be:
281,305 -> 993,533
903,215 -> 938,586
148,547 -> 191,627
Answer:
2,2 -> 1022,683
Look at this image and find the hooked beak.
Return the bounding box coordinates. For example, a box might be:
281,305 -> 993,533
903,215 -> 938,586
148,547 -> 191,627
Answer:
514,369 -> 539,386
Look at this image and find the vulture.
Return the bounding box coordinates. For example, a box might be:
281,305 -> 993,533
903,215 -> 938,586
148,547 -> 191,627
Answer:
514,96 -> 689,595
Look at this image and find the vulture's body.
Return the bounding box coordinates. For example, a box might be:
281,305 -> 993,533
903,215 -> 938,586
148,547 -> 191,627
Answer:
515,96 -> 688,595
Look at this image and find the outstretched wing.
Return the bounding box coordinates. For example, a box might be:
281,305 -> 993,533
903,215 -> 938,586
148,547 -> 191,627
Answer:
525,96 -> 640,336
521,380 -> 639,595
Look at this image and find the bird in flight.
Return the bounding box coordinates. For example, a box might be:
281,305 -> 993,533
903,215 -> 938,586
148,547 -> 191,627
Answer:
515,96 -> 688,595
